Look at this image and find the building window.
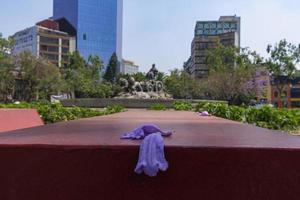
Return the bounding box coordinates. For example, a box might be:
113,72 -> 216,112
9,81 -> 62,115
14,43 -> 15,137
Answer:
62,47 -> 69,54
83,34 -> 87,40
62,39 -> 69,46
40,36 -> 59,44
291,101 -> 300,108
274,91 -> 278,98
291,88 -> 300,98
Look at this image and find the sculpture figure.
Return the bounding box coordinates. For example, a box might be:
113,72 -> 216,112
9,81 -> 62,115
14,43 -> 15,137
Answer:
146,64 -> 159,80
155,81 -> 164,92
119,78 -> 129,92
128,77 -> 143,93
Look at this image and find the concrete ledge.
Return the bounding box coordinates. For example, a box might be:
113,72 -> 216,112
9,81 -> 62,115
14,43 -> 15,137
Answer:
61,98 -> 227,108
0,111 -> 299,199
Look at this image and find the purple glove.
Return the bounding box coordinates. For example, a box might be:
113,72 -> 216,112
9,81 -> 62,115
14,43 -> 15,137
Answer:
134,133 -> 169,177
121,124 -> 173,140
199,111 -> 210,116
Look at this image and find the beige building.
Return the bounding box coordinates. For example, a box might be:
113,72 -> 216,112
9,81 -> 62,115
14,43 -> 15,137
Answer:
184,16 -> 241,79
13,19 -> 76,67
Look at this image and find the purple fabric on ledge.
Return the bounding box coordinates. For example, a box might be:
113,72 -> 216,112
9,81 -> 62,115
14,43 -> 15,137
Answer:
121,124 -> 172,177
199,111 -> 210,117
121,124 -> 173,140
134,133 -> 169,177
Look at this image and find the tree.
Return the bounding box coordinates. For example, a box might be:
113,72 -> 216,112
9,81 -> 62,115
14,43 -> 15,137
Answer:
0,33 -> 15,102
0,58 -> 15,102
117,72 -> 146,82
0,33 -> 14,60
266,39 -> 300,107
164,69 -> 203,99
61,51 -> 115,98
103,53 -> 118,83
156,71 -> 166,82
35,59 -> 62,100
61,51 -> 87,98
87,55 -> 103,81
13,52 -> 62,101
132,72 -> 146,82
205,42 -> 259,105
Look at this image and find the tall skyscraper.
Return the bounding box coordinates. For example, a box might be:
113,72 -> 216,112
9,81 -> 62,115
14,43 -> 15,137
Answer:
53,0 -> 123,66
184,16 -> 241,79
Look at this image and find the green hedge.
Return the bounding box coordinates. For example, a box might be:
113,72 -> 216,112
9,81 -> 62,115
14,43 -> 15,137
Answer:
196,102 -> 300,132
173,101 -> 193,111
149,104 -> 167,111
0,101 -> 124,124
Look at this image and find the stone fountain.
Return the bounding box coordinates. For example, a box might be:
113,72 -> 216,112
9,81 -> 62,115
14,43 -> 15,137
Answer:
115,64 -> 172,99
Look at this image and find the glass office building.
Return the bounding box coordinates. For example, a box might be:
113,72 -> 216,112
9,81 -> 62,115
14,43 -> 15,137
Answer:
53,0 -> 123,66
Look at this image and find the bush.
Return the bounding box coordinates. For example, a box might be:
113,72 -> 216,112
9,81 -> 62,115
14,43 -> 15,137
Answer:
173,101 -> 193,111
0,101 -> 124,124
149,104 -> 167,111
104,105 -> 125,114
195,102 -> 299,132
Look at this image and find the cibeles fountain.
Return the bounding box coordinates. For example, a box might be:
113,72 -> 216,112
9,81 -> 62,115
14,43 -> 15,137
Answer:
115,64 -> 172,99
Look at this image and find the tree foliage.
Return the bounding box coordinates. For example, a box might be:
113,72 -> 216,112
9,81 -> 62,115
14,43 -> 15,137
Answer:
205,42 -> 259,105
0,33 -> 15,102
117,72 -> 147,82
13,52 -> 62,101
0,32 -> 118,101
266,39 -> 300,107
61,51 -> 114,98
267,39 -> 300,78
0,33 -> 14,60
103,52 -> 118,83
164,69 -> 203,99
0,58 -> 15,102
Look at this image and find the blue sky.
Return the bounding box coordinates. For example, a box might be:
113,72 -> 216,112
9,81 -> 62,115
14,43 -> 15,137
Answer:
1,0 -> 299,72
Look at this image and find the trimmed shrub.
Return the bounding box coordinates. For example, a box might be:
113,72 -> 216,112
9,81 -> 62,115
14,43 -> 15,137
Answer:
149,104 -> 167,111
0,101 -> 124,124
173,101 -> 193,111
195,102 -> 300,132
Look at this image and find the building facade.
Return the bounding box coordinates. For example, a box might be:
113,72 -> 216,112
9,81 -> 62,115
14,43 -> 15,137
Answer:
13,19 -> 76,67
271,77 -> 300,108
253,67 -> 272,103
184,16 -> 241,78
53,0 -> 123,66
120,59 -> 139,74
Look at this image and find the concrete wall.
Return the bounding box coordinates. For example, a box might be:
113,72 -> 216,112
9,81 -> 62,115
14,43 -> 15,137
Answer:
61,98 -> 227,108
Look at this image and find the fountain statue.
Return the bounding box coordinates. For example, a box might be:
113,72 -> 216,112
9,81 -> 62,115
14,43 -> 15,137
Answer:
115,64 -> 172,99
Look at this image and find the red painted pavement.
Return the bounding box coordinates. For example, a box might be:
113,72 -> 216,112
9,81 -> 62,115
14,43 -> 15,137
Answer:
0,109 -> 44,133
0,110 -> 299,200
